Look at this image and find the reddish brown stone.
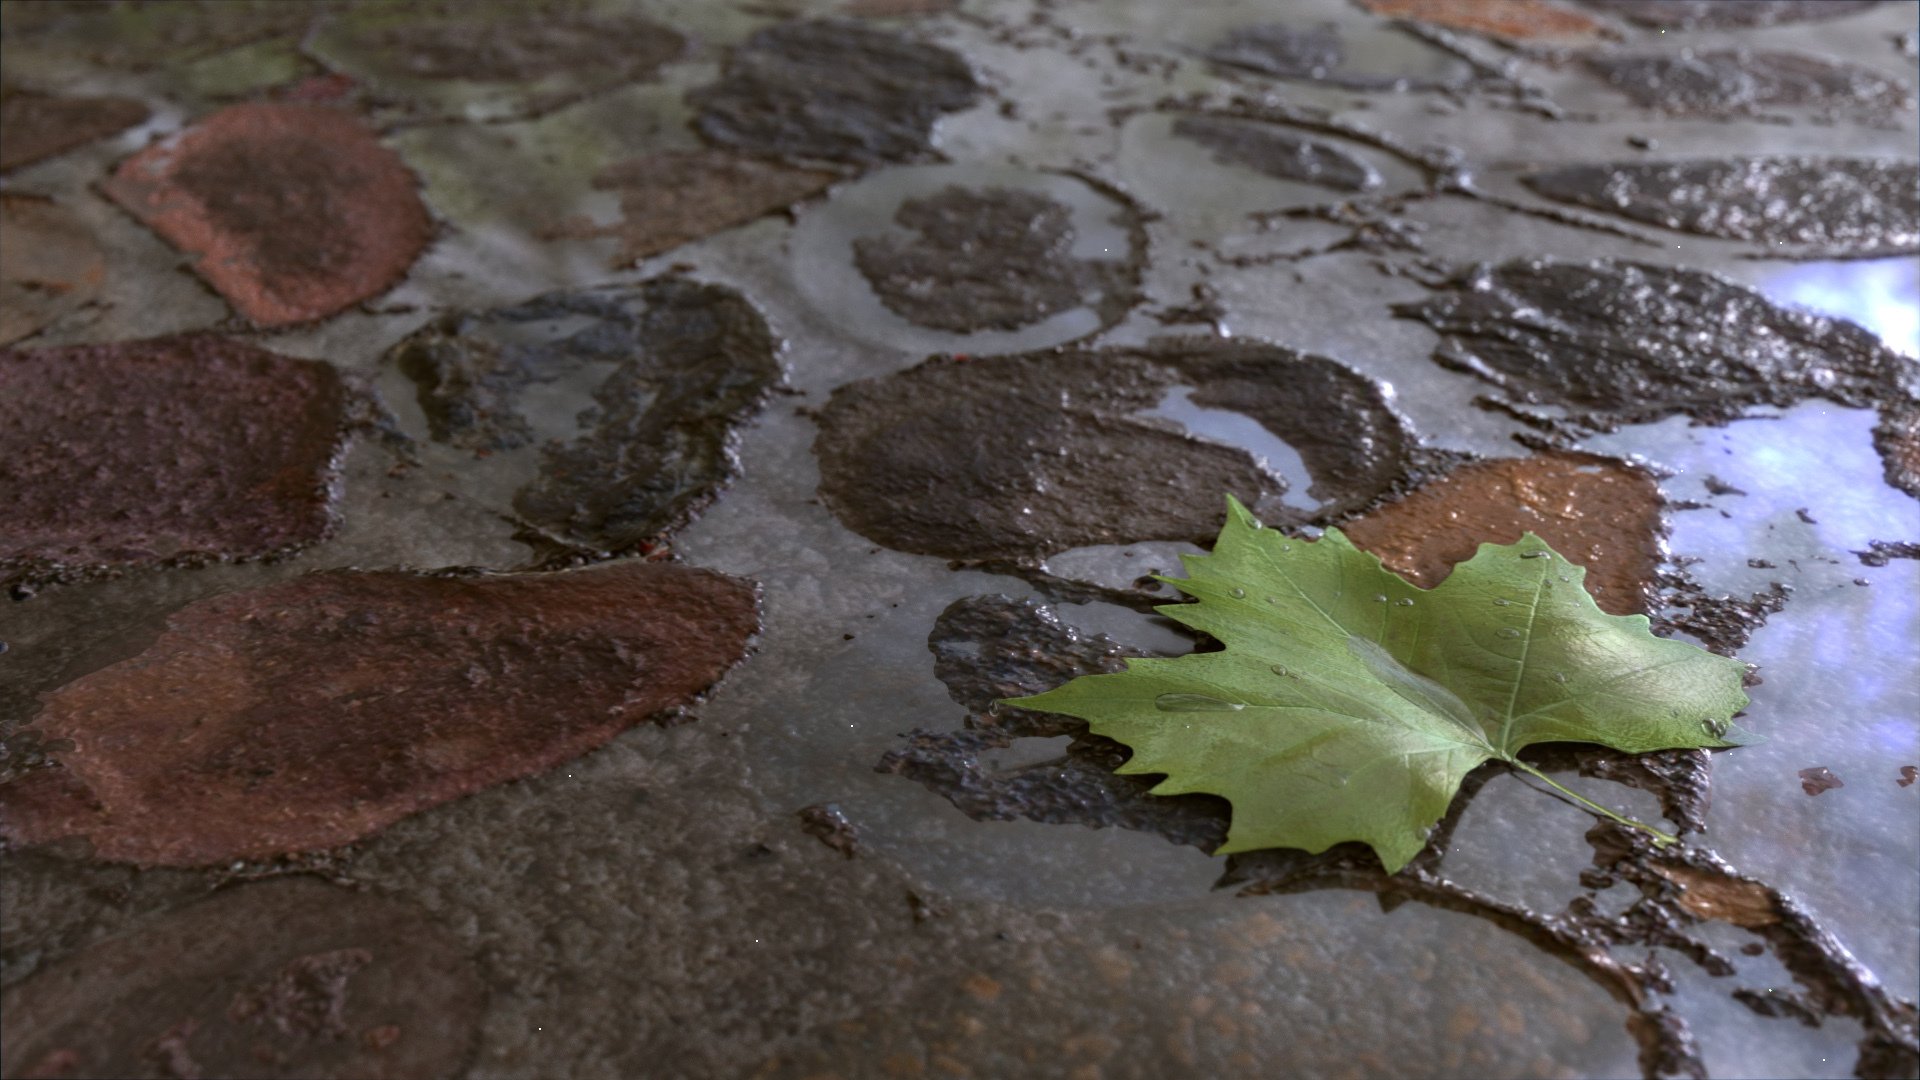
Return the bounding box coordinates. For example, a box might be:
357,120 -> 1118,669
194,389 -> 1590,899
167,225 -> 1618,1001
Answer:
0,562 -> 759,866
1340,451 -> 1665,616
0,335 -> 347,589
0,193 -> 105,345
0,86 -> 149,172
1355,0 -> 1608,42
0,878 -> 484,1080
101,103 -> 430,326
550,149 -> 836,266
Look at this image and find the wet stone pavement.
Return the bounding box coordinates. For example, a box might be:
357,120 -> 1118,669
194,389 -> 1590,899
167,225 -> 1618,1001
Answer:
0,1 -> 1915,1078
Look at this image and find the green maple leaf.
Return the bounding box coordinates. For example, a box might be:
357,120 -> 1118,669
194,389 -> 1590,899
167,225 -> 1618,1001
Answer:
1008,498 -> 1751,873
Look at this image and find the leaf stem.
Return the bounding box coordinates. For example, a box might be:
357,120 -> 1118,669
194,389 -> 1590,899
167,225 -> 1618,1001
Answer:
1505,758 -> 1679,847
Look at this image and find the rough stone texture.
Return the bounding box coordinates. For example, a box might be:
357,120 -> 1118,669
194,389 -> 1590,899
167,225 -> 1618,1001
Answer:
1392,259 -> 1917,426
1172,114 -> 1380,192
391,276 -> 781,554
1875,399 -> 1920,499
0,878 -> 484,1080
0,336 -> 347,591
101,103 -> 431,327
0,194 -> 104,346
813,340 -> 1413,561
1339,450 -> 1668,616
0,0 -> 322,69
851,185 -> 1140,332
689,19 -> 978,165
551,150 -> 835,266
0,562 -> 759,866
1579,1 -> 1885,29
1355,0 -> 1607,42
877,595 -> 1231,849
1579,52 -> 1912,118
346,10 -> 685,82
0,86 -> 148,172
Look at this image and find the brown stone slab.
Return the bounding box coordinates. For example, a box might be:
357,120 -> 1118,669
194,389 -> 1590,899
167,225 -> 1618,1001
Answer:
1341,451 -> 1665,616
549,149 -> 836,266
0,878 -> 485,1080
0,86 -> 149,172
0,561 -> 758,866
0,335 -> 347,590
0,194 -> 105,345
101,103 -> 430,326
1356,0 -> 1608,42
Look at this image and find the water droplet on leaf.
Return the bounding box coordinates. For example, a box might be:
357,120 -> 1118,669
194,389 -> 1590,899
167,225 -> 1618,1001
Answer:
1395,598 -> 1414,607
1154,693 -> 1245,713
1497,627 -> 1522,639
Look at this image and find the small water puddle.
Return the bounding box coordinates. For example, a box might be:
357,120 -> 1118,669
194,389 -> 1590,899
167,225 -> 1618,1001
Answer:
1751,257 -> 1920,359
1145,386 -> 1320,512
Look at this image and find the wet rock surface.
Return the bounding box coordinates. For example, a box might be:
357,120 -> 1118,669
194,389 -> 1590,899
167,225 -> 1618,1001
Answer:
0,878 -> 484,1080
0,194 -> 104,346
0,86 -> 148,172
390,276 -> 780,554
1579,1 -> 1885,30
1171,114 -> 1380,192
551,150 -> 835,266
1201,23 -> 1469,92
1393,259 -> 1916,426
101,103 -> 431,327
1579,51 -> 1912,118
1873,399 -> 1920,499
850,185 -> 1139,332
877,596 -> 1230,849
4,3 -> 1916,1078
813,341 -> 1413,562
0,335 -> 347,592
689,19 -> 978,166
0,562 -> 758,866
1340,450 -> 1667,616
340,10 -> 684,83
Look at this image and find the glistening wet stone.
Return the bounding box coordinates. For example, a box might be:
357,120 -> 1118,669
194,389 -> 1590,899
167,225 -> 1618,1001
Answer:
812,340 -> 1413,562
391,276 -> 780,554
0,335 -> 346,592
877,595 -> 1230,849
1393,259 -> 1917,426
101,103 -> 431,327
0,562 -> 758,866
1340,451 -> 1667,617
1200,23 -> 1472,92
1578,52 -> 1911,119
0,86 -> 148,172
1171,115 -> 1380,192
0,878 -> 484,1080
550,150 -> 835,266
0,194 -> 105,346
1527,158 -> 1920,254
1875,400 -> 1920,499
1578,1 -> 1885,30
851,185 -> 1140,332
689,19 -> 978,166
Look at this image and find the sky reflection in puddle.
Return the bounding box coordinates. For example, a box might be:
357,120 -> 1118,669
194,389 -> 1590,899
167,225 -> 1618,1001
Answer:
1752,257 -> 1920,359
